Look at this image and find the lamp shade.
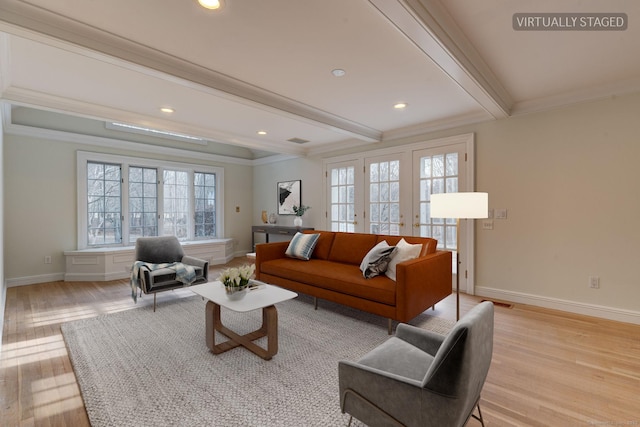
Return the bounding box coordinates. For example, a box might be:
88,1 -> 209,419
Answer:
430,192 -> 488,219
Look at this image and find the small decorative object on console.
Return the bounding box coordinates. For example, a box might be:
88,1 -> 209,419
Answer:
292,204 -> 311,227
219,264 -> 256,300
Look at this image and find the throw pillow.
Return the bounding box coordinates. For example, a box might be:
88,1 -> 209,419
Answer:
285,232 -> 321,261
385,238 -> 422,281
359,241 -> 398,279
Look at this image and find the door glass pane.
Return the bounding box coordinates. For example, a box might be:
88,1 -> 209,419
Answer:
330,166 -> 356,232
417,153 -> 459,253
368,160 -> 401,236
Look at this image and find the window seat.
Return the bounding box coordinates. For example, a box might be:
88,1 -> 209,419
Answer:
64,238 -> 233,282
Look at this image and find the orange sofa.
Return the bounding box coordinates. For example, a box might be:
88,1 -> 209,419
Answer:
255,231 -> 452,331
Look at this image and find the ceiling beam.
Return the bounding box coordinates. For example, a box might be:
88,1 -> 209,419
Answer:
368,0 -> 512,119
0,0 -> 382,143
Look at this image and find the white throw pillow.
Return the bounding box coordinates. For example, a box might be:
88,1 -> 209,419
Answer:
385,238 -> 422,281
359,241 -> 397,279
285,232 -> 320,260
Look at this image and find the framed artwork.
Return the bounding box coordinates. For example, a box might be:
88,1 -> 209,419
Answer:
277,180 -> 301,215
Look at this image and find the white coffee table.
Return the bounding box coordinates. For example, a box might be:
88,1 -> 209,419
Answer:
190,281 -> 297,360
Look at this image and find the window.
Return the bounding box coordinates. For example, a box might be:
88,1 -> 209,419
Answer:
194,172 -> 216,238
163,170 -> 189,239
128,166 -> 158,243
87,161 -> 122,245
77,152 -> 224,249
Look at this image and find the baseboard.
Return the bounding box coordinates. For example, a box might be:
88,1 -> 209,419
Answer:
6,273 -> 65,287
476,286 -> 640,325
64,271 -> 130,282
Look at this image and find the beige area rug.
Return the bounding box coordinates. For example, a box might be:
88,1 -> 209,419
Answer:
61,293 -> 454,427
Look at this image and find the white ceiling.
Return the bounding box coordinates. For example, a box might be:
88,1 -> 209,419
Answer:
1,0 -> 639,159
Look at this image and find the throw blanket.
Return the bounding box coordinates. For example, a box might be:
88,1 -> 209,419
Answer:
130,261 -> 197,303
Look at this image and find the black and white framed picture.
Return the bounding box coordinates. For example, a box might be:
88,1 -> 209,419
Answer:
277,180 -> 301,215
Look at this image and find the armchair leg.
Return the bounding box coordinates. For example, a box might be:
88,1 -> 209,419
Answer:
471,403 -> 485,427
347,415 -> 352,427
153,293 -> 157,312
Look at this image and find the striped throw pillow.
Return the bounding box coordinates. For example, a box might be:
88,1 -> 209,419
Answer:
285,232 -> 320,261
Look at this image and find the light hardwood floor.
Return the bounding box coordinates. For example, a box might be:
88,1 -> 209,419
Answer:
1,258 -> 639,426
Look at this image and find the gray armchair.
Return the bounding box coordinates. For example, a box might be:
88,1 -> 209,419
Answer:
339,301 -> 494,427
133,236 -> 209,311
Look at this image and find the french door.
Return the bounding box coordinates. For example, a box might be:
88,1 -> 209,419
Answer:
324,134 -> 476,294
412,142 -> 471,292
326,159 -> 364,233
365,154 -> 409,236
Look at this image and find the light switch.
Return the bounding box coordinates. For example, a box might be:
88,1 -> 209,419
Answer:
235,206 -> 240,213
482,220 -> 494,230
495,209 -> 507,219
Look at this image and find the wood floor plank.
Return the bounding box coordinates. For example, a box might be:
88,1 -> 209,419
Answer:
2,257 -> 640,426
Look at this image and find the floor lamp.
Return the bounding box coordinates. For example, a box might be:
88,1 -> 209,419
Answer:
430,192 -> 488,320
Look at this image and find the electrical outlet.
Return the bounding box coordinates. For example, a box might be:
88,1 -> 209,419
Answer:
589,276 -> 600,289
44,255 -> 52,264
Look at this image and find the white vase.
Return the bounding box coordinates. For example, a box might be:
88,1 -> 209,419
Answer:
294,216 -> 303,227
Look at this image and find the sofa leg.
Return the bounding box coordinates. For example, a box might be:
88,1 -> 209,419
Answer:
314,297 -> 318,310
388,319 -> 393,335
153,293 -> 157,312
432,305 -> 435,310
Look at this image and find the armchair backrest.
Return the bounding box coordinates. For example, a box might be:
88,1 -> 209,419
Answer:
135,236 -> 185,264
422,301 -> 494,418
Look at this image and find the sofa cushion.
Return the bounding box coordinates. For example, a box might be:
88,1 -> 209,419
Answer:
304,230 -> 336,260
285,232 -> 321,260
385,238 -> 422,281
260,258 -> 396,305
377,235 -> 437,256
360,241 -> 397,279
328,233 -> 378,265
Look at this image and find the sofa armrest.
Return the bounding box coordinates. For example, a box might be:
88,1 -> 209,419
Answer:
255,241 -> 290,280
181,255 -> 209,280
395,250 -> 452,322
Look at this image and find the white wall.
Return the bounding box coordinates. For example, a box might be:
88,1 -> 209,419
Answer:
252,93 -> 640,323
3,132 -> 254,282
0,107 -> 5,350
253,156 -> 323,231
474,93 -> 640,319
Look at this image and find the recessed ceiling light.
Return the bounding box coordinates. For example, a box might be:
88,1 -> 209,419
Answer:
257,130 -> 267,135
198,0 -> 223,10
160,107 -> 174,113
331,69 -> 346,77
393,103 -> 408,110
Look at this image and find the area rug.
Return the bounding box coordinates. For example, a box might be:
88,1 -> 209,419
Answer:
61,294 -> 454,427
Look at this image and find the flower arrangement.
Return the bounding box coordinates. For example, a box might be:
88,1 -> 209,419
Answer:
219,264 -> 255,289
292,204 -> 311,217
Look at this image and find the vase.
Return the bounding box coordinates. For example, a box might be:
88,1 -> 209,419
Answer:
261,210 -> 268,224
224,283 -> 248,300
268,213 -> 277,224
294,216 -> 303,227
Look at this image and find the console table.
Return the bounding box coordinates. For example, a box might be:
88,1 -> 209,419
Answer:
252,225 -> 314,250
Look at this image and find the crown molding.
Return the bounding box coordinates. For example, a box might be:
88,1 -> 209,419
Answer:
5,121 -> 259,166
0,0 -> 382,143
2,86 -> 309,157
511,77 -> 640,116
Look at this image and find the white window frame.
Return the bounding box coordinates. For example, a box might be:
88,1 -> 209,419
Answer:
77,151 -> 224,249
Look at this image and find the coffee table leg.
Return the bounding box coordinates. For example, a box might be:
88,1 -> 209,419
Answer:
261,305 -> 278,357
205,301 -> 279,360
